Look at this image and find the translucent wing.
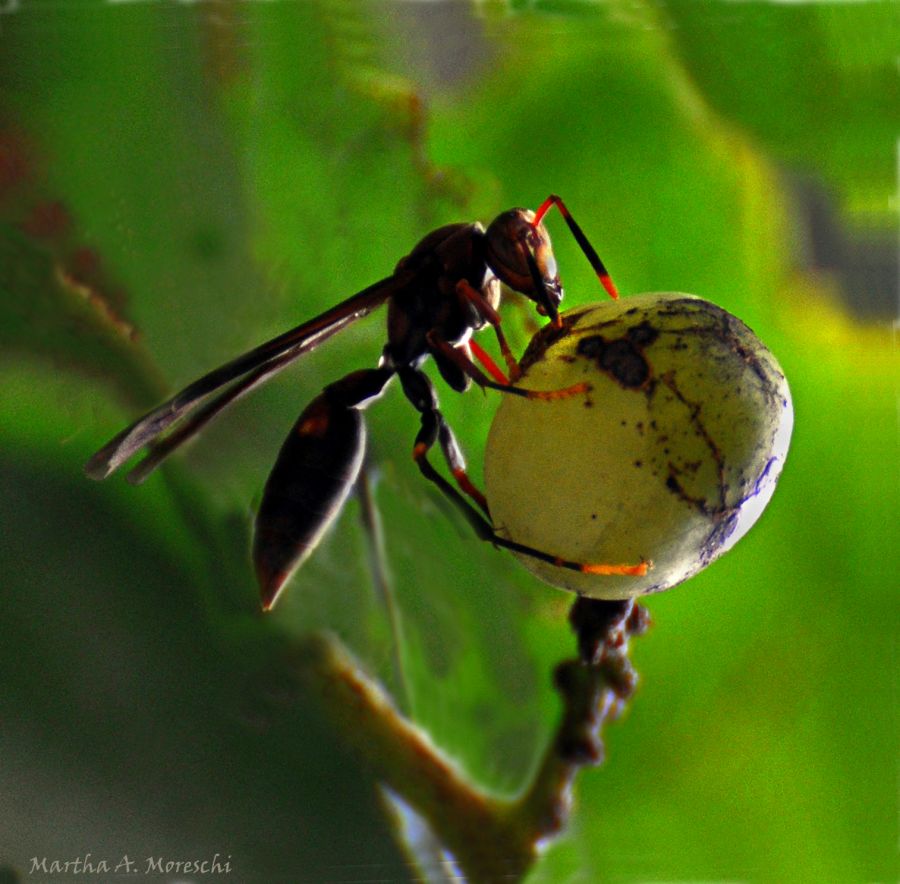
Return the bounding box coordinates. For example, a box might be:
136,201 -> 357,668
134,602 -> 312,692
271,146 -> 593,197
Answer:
85,274 -> 407,481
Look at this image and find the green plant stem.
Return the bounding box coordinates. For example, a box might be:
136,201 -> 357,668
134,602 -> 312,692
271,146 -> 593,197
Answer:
285,598 -> 648,882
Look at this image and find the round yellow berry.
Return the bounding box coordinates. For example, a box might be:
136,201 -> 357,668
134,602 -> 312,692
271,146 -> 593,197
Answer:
484,293 -> 793,599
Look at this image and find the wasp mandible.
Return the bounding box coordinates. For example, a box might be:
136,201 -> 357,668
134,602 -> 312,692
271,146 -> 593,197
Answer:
86,195 -> 648,610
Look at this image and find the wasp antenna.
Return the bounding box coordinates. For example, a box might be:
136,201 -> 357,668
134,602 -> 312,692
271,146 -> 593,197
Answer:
598,272 -> 619,301
532,195 -> 556,228
532,194 -> 619,301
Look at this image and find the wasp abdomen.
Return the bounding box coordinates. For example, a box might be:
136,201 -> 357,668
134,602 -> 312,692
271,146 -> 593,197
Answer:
253,396 -> 366,610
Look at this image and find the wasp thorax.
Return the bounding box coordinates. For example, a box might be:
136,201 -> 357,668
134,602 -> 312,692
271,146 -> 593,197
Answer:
485,293 -> 793,599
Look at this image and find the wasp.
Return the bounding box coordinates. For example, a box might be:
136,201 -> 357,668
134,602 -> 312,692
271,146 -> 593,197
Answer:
86,195 -> 648,610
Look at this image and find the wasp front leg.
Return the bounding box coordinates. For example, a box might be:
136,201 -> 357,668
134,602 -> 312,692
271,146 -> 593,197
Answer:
254,367 -> 394,610
455,279 -> 521,382
426,332 -> 590,402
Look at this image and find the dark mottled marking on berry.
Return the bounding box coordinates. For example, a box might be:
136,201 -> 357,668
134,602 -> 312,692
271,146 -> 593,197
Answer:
577,334 -> 652,388
627,321 -> 659,348
644,297 -> 785,412
519,309 -> 588,370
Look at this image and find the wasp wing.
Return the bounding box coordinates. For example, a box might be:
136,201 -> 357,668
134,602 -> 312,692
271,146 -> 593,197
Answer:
124,317 -> 355,485
85,274 -> 405,480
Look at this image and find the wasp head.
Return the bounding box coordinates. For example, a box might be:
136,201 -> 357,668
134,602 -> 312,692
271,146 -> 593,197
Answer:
484,208 -> 564,326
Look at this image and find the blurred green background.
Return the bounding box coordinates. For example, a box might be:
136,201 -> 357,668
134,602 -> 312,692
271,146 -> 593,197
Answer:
1,1 -> 896,881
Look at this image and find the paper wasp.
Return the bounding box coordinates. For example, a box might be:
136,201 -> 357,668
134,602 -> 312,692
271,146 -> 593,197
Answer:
85,195 -> 648,610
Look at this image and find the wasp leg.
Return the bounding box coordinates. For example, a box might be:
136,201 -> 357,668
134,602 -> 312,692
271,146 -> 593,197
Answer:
399,367 -> 489,516
399,367 -> 648,578
356,461 -> 411,710
468,340 -> 509,386
456,279 -> 520,380
426,332 -> 589,402
254,367 -> 394,611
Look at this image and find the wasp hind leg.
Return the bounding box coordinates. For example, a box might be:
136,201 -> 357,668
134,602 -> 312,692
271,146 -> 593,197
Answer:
398,366 -> 648,579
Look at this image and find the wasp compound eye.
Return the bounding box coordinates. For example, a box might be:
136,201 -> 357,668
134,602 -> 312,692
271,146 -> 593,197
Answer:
484,293 -> 793,599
